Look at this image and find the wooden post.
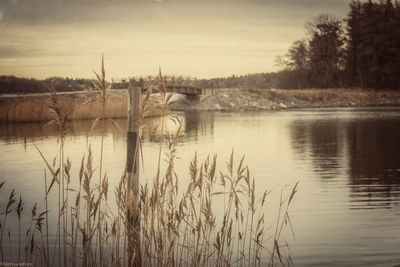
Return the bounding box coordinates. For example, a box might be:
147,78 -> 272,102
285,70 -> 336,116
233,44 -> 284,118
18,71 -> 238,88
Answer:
126,83 -> 141,267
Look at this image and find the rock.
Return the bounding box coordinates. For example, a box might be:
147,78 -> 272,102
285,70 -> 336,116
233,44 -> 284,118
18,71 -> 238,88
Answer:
229,102 -> 235,108
279,103 -> 287,109
214,104 -> 222,110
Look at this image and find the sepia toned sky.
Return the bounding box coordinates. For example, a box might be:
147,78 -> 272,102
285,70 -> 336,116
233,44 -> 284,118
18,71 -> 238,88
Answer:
0,0 -> 350,79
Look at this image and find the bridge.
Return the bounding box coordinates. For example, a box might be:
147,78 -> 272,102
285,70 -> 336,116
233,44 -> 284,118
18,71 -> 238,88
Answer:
111,76 -> 214,98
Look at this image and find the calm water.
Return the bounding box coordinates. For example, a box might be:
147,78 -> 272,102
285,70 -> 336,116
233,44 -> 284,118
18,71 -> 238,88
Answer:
1,108 -> 400,266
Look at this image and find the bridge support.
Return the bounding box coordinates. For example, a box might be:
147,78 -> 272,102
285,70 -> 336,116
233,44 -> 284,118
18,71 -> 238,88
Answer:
184,95 -> 201,104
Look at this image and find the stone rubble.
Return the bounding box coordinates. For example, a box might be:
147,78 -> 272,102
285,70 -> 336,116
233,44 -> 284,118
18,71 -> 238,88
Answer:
169,88 -> 400,112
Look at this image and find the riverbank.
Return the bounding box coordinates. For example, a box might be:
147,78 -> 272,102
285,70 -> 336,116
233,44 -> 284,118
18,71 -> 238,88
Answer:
1,88 -> 400,122
169,88 -> 400,111
0,90 -> 166,122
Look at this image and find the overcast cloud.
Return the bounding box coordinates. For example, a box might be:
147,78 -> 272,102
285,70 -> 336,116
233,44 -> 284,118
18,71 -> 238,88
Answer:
0,0 -> 350,79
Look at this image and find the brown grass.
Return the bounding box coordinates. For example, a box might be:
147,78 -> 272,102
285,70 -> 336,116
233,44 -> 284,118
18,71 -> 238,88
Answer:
0,90 -> 167,123
249,88 -> 400,105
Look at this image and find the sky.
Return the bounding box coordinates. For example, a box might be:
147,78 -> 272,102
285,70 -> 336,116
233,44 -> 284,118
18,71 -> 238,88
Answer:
0,0 -> 350,79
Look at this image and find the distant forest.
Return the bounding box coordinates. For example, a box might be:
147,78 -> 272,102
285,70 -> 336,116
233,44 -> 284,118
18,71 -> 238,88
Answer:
0,76 -> 95,94
1,0 -> 399,94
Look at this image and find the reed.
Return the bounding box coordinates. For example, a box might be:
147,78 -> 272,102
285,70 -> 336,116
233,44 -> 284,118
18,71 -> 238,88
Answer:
89,55 -> 112,267
0,60 -> 298,266
16,195 -> 23,262
0,188 -> 16,262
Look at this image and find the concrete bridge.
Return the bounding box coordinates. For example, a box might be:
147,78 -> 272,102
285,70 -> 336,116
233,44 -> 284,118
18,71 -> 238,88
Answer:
111,76 -> 214,99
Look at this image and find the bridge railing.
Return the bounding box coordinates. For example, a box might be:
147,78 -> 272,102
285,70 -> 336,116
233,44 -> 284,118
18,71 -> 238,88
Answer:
111,75 -> 213,90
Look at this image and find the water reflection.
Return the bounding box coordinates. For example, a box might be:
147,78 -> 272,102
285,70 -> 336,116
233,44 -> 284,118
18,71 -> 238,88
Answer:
289,114 -> 400,209
290,120 -> 345,180
346,119 -> 400,209
0,120 -> 111,142
183,111 -> 214,139
0,110 -> 215,145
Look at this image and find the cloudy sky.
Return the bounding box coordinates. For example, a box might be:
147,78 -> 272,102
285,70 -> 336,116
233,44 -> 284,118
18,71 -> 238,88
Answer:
0,0 -> 350,79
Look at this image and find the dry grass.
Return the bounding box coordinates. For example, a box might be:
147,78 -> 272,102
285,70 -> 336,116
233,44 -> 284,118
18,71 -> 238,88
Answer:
0,151 -> 297,266
0,61 -> 298,267
252,88 -> 400,105
0,91 -> 166,123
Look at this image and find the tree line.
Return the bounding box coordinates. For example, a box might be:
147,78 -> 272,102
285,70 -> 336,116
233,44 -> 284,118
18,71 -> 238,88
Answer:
0,74 -> 280,94
0,76 -> 94,94
279,0 -> 400,89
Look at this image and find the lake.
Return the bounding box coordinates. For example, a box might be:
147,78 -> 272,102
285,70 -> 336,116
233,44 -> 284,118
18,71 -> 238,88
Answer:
0,108 -> 399,266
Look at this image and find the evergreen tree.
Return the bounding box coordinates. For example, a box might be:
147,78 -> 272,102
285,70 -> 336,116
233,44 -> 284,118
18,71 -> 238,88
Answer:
346,1 -> 363,87
347,0 -> 400,89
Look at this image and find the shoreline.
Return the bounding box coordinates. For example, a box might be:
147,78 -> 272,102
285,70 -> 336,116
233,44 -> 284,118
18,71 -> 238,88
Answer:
1,88 -> 400,122
169,88 -> 400,112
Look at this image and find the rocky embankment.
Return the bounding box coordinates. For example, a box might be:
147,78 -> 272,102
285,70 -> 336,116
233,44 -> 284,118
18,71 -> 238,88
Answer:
169,88 -> 400,111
